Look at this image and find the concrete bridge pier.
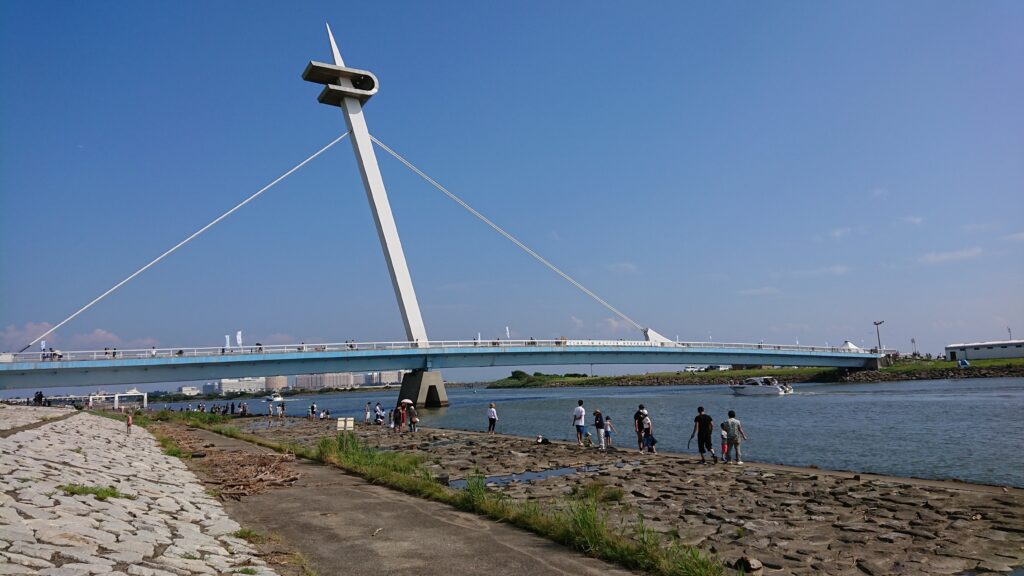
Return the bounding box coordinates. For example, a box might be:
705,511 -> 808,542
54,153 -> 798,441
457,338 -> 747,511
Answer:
399,369 -> 448,408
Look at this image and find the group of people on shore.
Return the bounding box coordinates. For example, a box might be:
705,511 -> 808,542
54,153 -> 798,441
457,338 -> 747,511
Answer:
186,401 -> 252,416
689,406 -> 748,465
484,400 -> 748,462
307,403 -> 332,421
363,400 -> 419,433
578,401 -> 748,462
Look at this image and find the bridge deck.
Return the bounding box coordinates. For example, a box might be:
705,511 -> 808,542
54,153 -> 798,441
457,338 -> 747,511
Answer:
0,340 -> 879,389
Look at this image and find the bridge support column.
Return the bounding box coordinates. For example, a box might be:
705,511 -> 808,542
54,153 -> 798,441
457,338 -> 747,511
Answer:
399,369 -> 448,408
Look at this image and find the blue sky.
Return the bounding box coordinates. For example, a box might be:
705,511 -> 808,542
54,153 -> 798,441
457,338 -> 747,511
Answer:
2,1 -> 1022,382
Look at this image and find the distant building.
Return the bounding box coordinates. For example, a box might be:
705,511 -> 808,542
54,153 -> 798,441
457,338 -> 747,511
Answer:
265,375 -> 288,392
202,382 -> 218,395
294,372 -> 364,390
218,377 -> 266,395
178,386 -> 201,396
365,370 -> 408,385
945,340 -> 1024,362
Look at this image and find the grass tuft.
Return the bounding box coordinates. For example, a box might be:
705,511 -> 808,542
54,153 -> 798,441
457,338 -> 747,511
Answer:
59,484 -> 135,501
573,480 -> 625,503
232,528 -> 260,542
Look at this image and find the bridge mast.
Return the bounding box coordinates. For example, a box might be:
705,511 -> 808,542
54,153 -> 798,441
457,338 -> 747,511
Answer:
302,25 -> 428,346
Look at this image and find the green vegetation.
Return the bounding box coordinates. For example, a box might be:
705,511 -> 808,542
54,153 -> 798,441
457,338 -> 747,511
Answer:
488,356 -> 1024,388
572,480 -> 626,503
232,528 -> 261,542
288,551 -> 318,576
489,367 -> 840,388
880,356 -> 1024,373
237,569 -> 257,575
91,408 -> 230,428
156,434 -> 185,458
59,484 -> 135,501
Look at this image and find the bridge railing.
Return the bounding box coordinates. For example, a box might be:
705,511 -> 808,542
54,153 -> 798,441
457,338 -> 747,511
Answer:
3,338 -> 884,364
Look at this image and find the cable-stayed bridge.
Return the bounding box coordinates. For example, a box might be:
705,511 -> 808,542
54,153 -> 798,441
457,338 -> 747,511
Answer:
0,339 -> 880,391
0,27 -> 882,404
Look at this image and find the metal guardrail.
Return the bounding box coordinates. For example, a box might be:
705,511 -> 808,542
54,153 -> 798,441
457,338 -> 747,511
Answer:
3,338 -> 886,364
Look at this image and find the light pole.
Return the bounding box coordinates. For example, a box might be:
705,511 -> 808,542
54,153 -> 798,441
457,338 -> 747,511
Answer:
873,320 -> 885,352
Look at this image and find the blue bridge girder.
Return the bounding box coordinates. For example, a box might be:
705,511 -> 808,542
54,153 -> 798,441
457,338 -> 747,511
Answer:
0,340 -> 879,390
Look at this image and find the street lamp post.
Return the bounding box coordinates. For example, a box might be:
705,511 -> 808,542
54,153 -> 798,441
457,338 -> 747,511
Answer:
873,320 -> 885,352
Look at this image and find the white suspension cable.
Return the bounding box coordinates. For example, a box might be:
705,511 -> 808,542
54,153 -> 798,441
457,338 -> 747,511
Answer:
20,132 -> 351,353
370,134 -> 646,333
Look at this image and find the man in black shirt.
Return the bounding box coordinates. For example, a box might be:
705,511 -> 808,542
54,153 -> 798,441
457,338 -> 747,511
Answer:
690,406 -> 717,464
633,404 -> 646,453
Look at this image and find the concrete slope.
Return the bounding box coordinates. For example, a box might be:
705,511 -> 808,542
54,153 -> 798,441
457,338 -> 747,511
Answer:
195,429 -> 636,576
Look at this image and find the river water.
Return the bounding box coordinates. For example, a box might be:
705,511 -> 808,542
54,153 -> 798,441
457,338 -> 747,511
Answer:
160,377 -> 1024,488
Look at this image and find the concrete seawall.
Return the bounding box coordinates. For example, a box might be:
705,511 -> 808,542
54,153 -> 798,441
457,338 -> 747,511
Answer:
0,408 -> 275,575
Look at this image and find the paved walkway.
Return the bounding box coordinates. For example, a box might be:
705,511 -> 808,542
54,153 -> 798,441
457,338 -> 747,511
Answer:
190,428 -> 636,576
0,410 -> 275,576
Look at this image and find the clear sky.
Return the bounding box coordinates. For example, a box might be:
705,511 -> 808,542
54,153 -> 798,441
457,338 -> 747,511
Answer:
2,2 -> 1022,382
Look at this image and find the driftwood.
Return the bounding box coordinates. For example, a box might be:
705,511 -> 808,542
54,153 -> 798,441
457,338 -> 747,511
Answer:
151,424 -> 300,500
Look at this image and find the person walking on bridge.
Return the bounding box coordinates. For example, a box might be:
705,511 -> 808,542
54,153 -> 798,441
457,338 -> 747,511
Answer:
690,406 -> 717,464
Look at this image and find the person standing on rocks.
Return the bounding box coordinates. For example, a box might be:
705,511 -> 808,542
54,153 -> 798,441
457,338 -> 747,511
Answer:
364,402 -> 372,425
690,406 -> 717,464
724,410 -> 748,465
641,409 -> 656,454
572,400 -> 586,446
720,422 -> 729,463
408,404 -> 419,433
633,404 -> 647,452
593,409 -> 606,450
486,403 -> 498,434
603,416 -> 616,447
126,411 -> 133,436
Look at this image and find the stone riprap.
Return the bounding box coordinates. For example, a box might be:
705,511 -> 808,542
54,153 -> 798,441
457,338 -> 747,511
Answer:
0,412 -> 276,576
0,405 -> 72,432
243,418 -> 1024,575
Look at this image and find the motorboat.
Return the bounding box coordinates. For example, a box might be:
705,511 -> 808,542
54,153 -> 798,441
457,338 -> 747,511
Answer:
729,376 -> 793,396
263,392 -> 295,403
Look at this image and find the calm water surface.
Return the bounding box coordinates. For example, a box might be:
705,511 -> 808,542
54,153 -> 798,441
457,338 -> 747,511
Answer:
162,377 -> 1024,487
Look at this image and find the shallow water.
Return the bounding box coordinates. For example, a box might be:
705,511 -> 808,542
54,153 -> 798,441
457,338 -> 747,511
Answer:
158,377 -> 1024,487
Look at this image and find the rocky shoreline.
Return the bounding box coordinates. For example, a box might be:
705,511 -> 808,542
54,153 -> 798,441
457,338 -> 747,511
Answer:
240,418 -> 1024,575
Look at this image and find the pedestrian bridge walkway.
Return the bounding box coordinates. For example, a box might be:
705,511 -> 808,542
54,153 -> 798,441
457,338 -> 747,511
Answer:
0,339 -> 881,389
